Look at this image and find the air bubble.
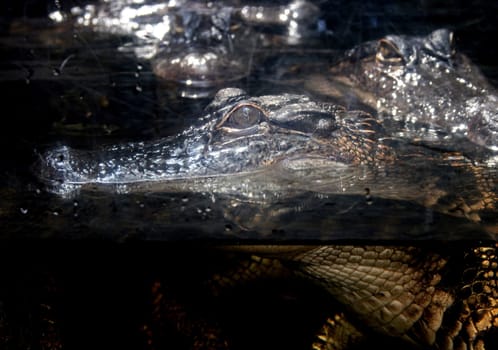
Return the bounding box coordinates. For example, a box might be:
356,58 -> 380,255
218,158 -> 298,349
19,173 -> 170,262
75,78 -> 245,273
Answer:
20,207 -> 28,214
24,68 -> 33,85
365,188 -> 373,205
73,200 -> 79,218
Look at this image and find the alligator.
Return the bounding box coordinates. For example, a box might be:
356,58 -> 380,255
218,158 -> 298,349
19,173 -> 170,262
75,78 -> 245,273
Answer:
47,1 -> 251,98
304,29 -> 498,154
36,87 -> 495,220
37,88 -> 391,193
31,88 -> 497,348
45,0 -> 322,97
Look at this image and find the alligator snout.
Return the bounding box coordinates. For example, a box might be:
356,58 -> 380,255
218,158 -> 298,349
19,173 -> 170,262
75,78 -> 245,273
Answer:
35,146 -> 88,195
37,146 -> 75,183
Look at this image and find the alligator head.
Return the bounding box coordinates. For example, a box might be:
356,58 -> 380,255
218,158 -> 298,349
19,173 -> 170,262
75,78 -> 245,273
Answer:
47,1 -> 323,98
322,29 -> 498,152
49,2 -> 253,98
37,88 -> 391,197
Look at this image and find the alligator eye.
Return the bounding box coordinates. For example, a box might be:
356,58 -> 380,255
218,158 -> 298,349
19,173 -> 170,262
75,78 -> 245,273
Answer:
376,39 -> 404,65
217,103 -> 267,130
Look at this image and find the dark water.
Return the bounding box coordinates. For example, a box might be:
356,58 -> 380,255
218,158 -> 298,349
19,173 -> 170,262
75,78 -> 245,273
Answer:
0,1 -> 497,349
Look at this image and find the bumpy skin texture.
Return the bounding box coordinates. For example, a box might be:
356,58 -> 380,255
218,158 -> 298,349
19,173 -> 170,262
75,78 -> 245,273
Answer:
311,29 -> 498,153
2,244 -> 497,350
37,88 -> 392,196
287,244 -> 498,350
141,244 -> 498,350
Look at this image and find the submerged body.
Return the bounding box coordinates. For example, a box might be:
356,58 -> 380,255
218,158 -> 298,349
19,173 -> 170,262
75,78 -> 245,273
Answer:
202,243 -> 498,350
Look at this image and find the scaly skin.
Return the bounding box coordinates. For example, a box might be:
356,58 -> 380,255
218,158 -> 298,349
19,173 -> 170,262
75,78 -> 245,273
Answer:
288,244 -> 498,349
142,243 -> 498,350
307,29 -> 498,153
1,243 -> 497,349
